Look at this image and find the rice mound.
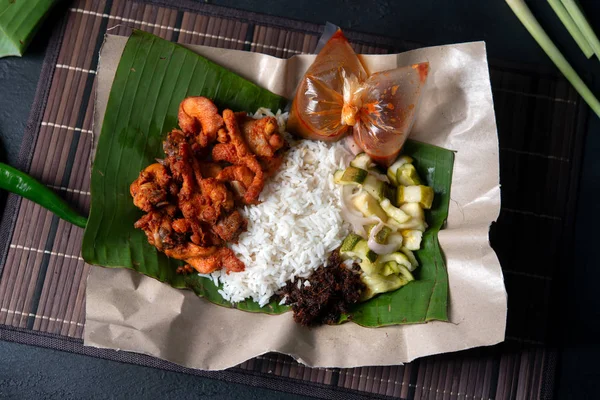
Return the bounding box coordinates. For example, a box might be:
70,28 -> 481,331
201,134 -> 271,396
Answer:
208,109 -> 351,306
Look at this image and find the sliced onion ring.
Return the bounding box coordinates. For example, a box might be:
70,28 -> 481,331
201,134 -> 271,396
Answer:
340,186 -> 379,237
368,169 -> 390,183
343,135 -> 363,156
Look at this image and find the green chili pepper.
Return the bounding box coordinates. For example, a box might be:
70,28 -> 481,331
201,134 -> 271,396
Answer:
0,162 -> 87,228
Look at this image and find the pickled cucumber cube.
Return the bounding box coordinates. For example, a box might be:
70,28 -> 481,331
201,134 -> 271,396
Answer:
352,191 -> 388,222
383,183 -> 396,205
387,156 -> 414,186
386,204 -> 427,231
400,203 -> 425,220
340,238 -> 385,276
340,233 -> 362,252
400,246 -> 419,270
362,174 -> 386,201
387,218 -> 427,232
396,164 -> 422,186
340,238 -> 378,264
361,273 -> 411,301
386,232 -> 404,251
380,198 -> 411,223
395,263 -> 415,283
378,252 -> 413,270
401,230 -> 423,250
340,166 -> 368,184
381,261 -> 398,276
365,224 -> 392,244
383,261 -> 403,275
333,170 -> 344,184
359,259 -> 381,275
354,240 -> 378,263
350,153 -> 373,170
397,185 -> 434,209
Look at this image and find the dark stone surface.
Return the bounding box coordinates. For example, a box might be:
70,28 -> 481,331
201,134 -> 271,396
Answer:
0,0 -> 598,398
0,20 -> 47,167
0,340 -> 308,400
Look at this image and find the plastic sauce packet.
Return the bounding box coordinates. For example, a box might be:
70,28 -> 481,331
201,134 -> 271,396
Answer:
288,28 -> 429,166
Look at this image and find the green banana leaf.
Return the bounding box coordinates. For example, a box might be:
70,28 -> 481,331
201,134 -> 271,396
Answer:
82,30 -> 454,326
0,0 -> 54,58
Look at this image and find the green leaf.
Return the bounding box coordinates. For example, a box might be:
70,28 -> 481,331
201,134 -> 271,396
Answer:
83,30 -> 454,326
0,0 -> 54,58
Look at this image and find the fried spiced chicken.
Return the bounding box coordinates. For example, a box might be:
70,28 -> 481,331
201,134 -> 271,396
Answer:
236,113 -> 286,178
236,114 -> 284,158
133,205 -> 182,250
130,163 -> 172,212
186,247 -> 245,274
178,96 -> 224,147
213,210 -> 247,242
212,110 -> 266,204
130,96 -> 287,275
216,165 -> 255,201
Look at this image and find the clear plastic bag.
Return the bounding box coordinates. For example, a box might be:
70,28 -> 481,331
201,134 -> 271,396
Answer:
288,28 -> 367,142
288,28 -> 429,166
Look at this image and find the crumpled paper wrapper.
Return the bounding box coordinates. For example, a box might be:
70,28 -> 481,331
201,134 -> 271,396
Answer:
84,34 -> 507,370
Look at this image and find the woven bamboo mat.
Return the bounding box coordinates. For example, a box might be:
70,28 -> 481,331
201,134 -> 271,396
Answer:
0,0 -> 588,399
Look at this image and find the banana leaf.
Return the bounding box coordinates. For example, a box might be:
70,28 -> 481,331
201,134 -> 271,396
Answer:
82,30 -> 454,326
0,0 -> 54,58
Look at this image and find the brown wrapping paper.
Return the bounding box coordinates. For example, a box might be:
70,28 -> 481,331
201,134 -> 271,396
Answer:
84,34 -> 506,370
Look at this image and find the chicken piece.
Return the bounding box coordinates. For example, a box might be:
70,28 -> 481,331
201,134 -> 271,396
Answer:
212,110 -> 265,204
178,183 -> 232,231
171,140 -> 233,227
172,218 -> 189,234
179,176 -> 234,236
134,211 -> 165,249
186,247 -> 245,274
171,217 -> 223,247
134,205 -> 183,251
217,126 -> 228,143
199,162 -> 223,179
200,178 -> 235,215
212,143 -> 264,204
213,210 -> 247,243
168,140 -> 192,181
164,128 -> 209,161
237,114 -> 284,158
178,96 -> 224,147
259,154 -> 284,178
130,163 -> 171,212
163,242 -> 217,260
190,222 -> 222,247
163,129 -> 188,157
215,165 -> 255,202
216,165 -> 255,188
137,213 -> 231,274
178,190 -> 216,227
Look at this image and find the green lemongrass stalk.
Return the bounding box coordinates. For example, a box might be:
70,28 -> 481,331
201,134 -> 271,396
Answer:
548,0 -> 593,58
561,0 -> 600,59
505,0 -> 600,118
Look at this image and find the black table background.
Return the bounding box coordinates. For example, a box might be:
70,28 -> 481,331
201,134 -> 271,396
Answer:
0,0 -> 599,398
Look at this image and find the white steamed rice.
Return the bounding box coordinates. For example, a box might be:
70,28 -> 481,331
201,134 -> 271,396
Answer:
206,109 -> 352,306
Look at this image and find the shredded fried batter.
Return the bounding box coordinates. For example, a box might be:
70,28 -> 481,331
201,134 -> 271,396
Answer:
130,96 -> 286,275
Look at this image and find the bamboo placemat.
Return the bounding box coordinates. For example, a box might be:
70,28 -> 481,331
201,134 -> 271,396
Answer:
0,0 -> 588,399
